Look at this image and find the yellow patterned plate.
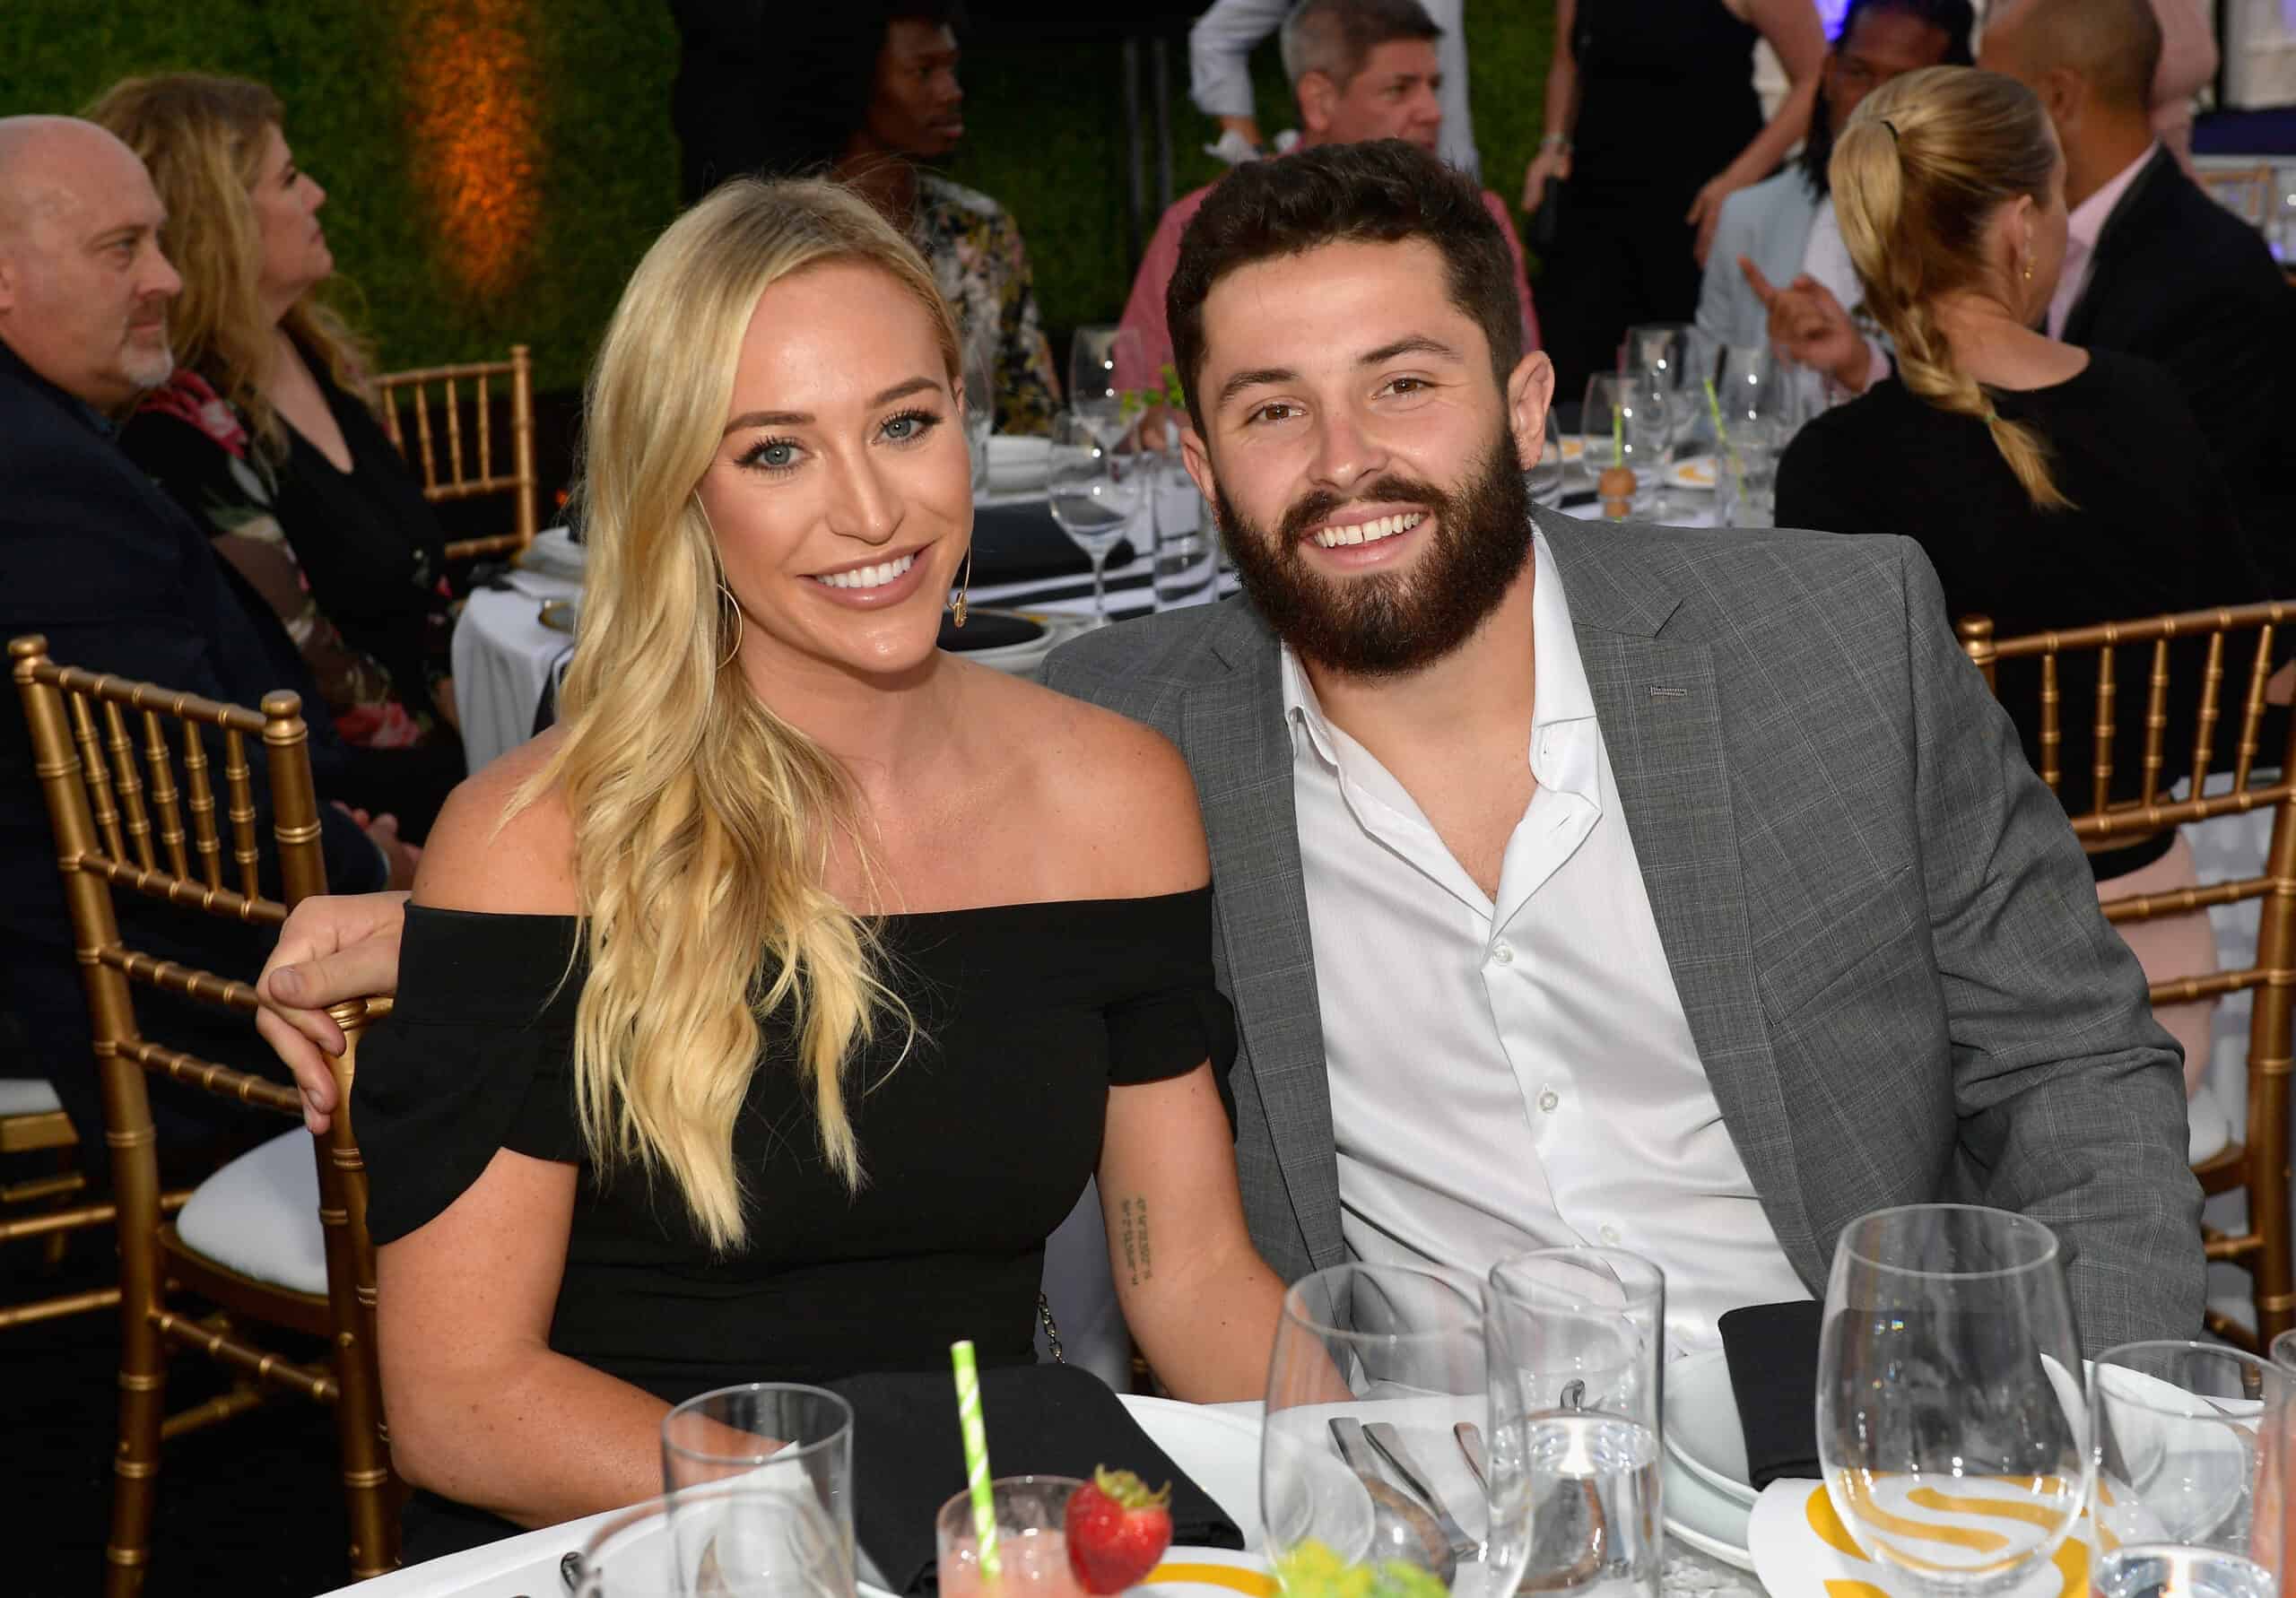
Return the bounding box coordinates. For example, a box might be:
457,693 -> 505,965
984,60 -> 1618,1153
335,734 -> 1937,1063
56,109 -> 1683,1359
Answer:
1747,1479 -> 2098,1598
1666,456 -> 1718,491
1142,1546 -> 1275,1598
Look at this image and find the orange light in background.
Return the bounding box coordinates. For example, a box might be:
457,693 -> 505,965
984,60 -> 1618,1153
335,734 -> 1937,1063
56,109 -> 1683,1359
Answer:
400,0 -> 542,301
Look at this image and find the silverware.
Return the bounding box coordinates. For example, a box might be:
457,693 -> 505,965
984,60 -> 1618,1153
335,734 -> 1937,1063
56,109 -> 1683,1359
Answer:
1327,1418 -> 1459,1583
1362,1421 -> 1481,1562
1453,1420 -> 1487,1489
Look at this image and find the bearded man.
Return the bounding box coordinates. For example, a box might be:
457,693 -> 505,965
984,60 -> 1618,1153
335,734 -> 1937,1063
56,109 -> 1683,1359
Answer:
1047,137 -> 2198,1356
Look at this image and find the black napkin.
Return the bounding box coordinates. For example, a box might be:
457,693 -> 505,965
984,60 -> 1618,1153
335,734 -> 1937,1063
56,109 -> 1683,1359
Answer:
828,1364 -> 1242,1596
1718,1299 -> 1823,1488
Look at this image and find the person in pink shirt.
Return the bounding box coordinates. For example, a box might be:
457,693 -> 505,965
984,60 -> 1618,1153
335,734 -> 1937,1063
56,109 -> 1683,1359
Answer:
1114,0 -> 1535,392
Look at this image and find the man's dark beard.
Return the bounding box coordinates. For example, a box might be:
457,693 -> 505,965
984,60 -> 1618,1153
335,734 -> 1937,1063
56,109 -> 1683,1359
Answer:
1213,427 -> 1535,678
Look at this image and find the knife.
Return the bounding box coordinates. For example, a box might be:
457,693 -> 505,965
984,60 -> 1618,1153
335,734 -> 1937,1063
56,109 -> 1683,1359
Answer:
1362,1421 -> 1481,1561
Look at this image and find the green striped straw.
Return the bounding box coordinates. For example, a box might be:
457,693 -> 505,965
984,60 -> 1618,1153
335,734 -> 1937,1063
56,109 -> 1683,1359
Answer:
1610,397 -> 1624,468
950,1340 -> 1001,1580
1703,376 -> 1744,502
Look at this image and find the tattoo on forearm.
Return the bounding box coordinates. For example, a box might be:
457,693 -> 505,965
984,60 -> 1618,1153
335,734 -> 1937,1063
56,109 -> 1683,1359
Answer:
1118,1195 -> 1152,1287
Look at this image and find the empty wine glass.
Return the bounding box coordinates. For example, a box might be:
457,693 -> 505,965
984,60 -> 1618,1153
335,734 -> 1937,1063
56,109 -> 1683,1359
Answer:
1262,1262 -> 1531,1598
1067,326 -> 1143,448
1523,410 -> 1566,508
1714,345 -> 1793,527
1817,1204 -> 2086,1595
2089,1342 -> 2292,1598
1045,411 -> 1144,625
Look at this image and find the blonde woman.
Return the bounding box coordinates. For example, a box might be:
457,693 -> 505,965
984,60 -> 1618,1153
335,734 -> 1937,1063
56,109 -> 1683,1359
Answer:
1775,65 -> 2269,1089
92,74 -> 461,831
340,178 -> 1285,1556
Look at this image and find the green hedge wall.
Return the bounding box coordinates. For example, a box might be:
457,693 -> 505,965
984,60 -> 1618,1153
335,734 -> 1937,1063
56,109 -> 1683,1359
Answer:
3,3 -> 1552,395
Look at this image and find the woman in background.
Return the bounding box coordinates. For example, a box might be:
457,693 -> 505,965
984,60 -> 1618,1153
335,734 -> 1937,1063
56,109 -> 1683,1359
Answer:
92,74 -> 461,836
1776,65 -> 2269,1089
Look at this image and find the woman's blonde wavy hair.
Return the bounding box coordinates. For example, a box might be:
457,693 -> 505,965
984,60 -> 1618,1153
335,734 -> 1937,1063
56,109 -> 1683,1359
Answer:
1831,65 -> 2074,511
86,73 -> 369,450
516,178 -> 960,1252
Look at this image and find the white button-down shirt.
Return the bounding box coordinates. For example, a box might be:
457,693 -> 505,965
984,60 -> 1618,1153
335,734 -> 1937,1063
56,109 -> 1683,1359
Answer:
2048,144 -> 2156,340
1283,533 -> 1809,1352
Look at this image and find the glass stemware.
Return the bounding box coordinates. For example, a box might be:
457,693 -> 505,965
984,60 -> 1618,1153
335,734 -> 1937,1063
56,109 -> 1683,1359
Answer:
1816,1204 -> 2086,1596
1261,1262 -> 1531,1598
1523,410 -> 1566,509
1067,325 -> 1143,448
1044,411 -> 1144,626
1484,1248 -> 1665,1597
2089,1342 -> 2292,1598
1713,344 -> 1792,527
1582,372 -> 1666,517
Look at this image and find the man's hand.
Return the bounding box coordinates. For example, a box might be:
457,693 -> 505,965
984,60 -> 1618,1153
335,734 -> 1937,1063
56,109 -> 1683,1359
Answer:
257,891 -> 411,1133
1741,257 -> 1873,394
333,800 -> 423,890
1521,146 -> 1571,213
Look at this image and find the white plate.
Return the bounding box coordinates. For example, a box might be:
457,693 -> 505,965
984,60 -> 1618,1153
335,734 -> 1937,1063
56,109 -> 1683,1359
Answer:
1140,1545 -> 1275,1598
1666,455 -> 1718,491
987,435 -> 1052,494
1120,1394 -> 1266,1550
1664,1349 -> 1757,1507
1663,1446 -> 1756,1571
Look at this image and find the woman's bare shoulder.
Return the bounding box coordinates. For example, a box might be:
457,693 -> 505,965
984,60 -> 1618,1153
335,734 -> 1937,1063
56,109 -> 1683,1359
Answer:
411,727 -> 578,915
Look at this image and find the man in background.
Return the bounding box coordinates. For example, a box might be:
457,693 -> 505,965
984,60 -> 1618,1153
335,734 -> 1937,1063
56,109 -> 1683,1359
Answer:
1115,0 -> 1535,389
0,116 -> 405,1164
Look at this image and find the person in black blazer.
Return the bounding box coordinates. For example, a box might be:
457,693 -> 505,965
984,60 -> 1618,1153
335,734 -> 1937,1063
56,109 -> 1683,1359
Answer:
1980,0 -> 2294,590
0,117 -> 406,1163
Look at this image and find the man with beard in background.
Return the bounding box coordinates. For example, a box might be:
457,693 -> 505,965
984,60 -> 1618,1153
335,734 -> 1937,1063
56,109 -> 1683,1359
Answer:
1047,139 -> 2199,1355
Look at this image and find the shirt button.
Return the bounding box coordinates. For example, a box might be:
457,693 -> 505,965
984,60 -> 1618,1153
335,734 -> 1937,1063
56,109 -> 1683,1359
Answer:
1600,1225 -> 1622,1245
1537,1088 -> 1560,1113
1492,941 -> 1515,965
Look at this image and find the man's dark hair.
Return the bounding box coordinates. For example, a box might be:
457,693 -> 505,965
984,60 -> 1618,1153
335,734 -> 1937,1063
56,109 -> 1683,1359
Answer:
885,0 -> 967,29
1798,0 -> 1975,195
1280,0 -> 1443,93
1167,139 -> 1522,429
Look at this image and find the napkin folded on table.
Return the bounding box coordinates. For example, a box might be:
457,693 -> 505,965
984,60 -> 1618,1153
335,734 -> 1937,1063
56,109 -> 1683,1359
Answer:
827,1363 -> 1242,1596
1718,1299 -> 1824,1488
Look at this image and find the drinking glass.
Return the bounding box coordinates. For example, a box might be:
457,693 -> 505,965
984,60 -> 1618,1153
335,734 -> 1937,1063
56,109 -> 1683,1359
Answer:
1523,410 -> 1566,508
2089,1342 -> 2293,1598
1045,411 -> 1144,625
1262,1262 -> 1530,1598
935,1475 -> 1091,1598
1067,326 -> 1142,447
1152,477 -> 1219,612
1623,322 -> 1718,454
1581,373 -> 1665,516
661,1383 -> 855,1592
1714,345 -> 1793,527
571,1486 -> 852,1598
1484,1248 -> 1665,1597
1817,1204 -> 2086,1595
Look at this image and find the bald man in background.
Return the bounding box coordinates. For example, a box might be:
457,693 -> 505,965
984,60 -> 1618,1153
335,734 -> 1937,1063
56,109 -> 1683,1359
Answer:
1979,0 -> 2294,592
0,117 -> 404,1169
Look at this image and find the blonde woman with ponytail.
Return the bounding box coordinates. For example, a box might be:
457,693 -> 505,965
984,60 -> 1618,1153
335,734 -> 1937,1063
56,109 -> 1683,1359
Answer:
1778,65 -> 2269,1088
329,178 -> 1285,1556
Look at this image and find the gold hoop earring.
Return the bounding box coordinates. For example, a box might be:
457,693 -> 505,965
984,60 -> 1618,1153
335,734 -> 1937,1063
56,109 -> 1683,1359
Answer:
951,546 -> 974,629
717,579 -> 744,667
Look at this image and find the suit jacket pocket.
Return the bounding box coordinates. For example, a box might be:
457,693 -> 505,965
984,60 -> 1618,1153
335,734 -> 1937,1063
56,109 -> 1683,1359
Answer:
1756,867 -> 1922,1021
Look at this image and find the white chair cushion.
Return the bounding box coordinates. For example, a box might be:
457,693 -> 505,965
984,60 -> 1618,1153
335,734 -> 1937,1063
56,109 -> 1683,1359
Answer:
2187,1081 -> 2232,1166
174,1127 -> 326,1296
0,1077 -> 63,1116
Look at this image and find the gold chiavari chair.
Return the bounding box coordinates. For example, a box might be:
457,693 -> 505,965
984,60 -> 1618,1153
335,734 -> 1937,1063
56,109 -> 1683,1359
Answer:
0,1075 -> 91,1279
1960,604 -> 2296,1350
375,343 -> 537,562
2196,162 -> 2275,230
7,635 -> 397,1594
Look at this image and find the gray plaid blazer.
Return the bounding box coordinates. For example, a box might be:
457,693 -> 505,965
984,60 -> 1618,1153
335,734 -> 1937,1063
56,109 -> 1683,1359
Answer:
1042,508 -> 2204,1353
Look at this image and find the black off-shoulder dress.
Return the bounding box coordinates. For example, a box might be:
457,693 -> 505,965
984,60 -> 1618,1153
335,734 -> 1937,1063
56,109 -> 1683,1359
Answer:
352,890 -> 1237,1556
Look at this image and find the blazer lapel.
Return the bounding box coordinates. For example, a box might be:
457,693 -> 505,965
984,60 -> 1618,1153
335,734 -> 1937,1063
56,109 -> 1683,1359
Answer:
2062,145 -> 2173,347
1184,612 -> 1348,1274
1541,514 -> 1825,1287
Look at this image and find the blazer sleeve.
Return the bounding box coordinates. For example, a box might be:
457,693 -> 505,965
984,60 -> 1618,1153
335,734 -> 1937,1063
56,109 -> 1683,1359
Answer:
1898,535 -> 2203,1351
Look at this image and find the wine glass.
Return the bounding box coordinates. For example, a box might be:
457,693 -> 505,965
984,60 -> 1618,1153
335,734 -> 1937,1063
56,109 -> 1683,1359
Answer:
2089,1342 -> 2292,1598
1623,322 -> 1718,452
1262,1262 -> 1530,1598
572,1486 -> 853,1598
1484,1248 -> 1665,1596
1044,411 -> 1144,625
1817,1204 -> 2086,1595
1714,345 -> 1792,527
1067,326 -> 1143,448
1523,410 -> 1566,508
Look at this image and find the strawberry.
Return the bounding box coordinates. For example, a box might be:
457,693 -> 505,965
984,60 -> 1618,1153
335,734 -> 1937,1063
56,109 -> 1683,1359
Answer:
1064,1464 -> 1175,1594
